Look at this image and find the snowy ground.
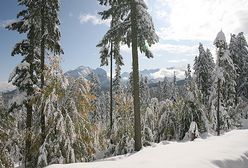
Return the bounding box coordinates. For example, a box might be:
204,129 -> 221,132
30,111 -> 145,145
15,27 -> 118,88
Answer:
46,129 -> 248,168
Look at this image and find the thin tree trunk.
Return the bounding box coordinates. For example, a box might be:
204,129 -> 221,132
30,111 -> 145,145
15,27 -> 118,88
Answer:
25,102 -> 32,167
40,0 -> 46,142
131,1 -> 142,151
110,42 -> 113,134
217,78 -> 220,136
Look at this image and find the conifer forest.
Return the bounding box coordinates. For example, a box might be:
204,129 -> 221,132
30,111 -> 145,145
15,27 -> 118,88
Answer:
0,0 -> 248,168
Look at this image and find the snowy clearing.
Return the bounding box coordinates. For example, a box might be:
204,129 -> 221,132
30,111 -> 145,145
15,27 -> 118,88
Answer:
46,129 -> 248,168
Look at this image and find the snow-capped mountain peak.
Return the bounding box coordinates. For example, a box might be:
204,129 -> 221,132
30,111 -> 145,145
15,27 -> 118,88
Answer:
150,68 -> 185,80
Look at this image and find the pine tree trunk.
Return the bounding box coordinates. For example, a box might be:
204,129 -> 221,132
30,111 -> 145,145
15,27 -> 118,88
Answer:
40,0 -> 46,142
234,89 -> 238,106
25,27 -> 35,167
25,102 -> 32,167
110,42 -> 113,134
217,79 -> 220,136
131,1 -> 142,151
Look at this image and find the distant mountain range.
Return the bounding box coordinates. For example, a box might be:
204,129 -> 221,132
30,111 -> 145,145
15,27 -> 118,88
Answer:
0,66 -> 186,92
65,66 -> 186,89
121,67 -> 186,82
0,82 -> 15,93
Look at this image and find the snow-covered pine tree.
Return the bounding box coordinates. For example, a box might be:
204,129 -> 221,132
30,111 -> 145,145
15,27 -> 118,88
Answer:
180,65 -> 207,139
161,77 -> 172,101
218,35 -> 237,130
37,56 -> 94,167
185,64 -> 192,87
229,32 -> 248,102
211,30 -> 227,135
37,56 -> 74,167
98,0 -> 158,151
66,78 -> 95,161
103,84 -> 134,156
139,76 -> 150,111
35,0 -> 64,142
6,0 -> 41,165
210,30 -> 237,135
193,43 -> 215,104
171,71 -> 178,102
205,48 -> 215,102
87,72 -> 101,124
97,0 -> 124,133
156,99 -> 175,141
236,33 -> 248,100
144,98 -> 159,143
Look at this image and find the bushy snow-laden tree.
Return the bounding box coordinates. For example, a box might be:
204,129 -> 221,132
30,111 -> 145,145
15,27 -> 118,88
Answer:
183,121 -> 200,141
193,43 -> 215,104
181,78 -> 208,139
143,98 -> 160,143
139,76 -> 150,112
229,32 -> 248,102
155,99 -> 175,142
103,85 -> 134,156
98,0 -> 159,151
142,97 -> 197,143
63,78 -> 95,162
42,0 -> 63,144
143,97 -> 192,142
37,56 -> 75,167
0,95 -> 15,168
37,56 -> 94,167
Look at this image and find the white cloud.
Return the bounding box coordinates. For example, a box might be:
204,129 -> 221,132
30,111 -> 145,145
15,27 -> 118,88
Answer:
150,43 -> 198,55
168,59 -> 188,63
155,0 -> 248,41
121,43 -> 198,56
151,68 -> 186,79
79,13 -> 110,26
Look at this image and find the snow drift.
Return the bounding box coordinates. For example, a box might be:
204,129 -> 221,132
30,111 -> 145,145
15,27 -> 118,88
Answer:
46,129 -> 248,168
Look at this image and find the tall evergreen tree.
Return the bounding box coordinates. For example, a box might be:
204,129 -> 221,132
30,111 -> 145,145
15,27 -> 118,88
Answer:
98,0 -> 158,151
6,0 -> 40,165
161,77 -> 172,100
97,6 -> 123,133
212,30 -> 227,135
36,0 -> 64,142
210,30 -> 236,135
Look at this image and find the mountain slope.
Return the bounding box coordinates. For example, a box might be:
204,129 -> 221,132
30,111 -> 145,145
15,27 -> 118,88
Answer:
65,66 -> 109,89
46,129 -> 248,168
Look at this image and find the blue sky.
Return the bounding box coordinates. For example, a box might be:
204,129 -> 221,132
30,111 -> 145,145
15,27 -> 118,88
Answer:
1,0 -> 248,83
